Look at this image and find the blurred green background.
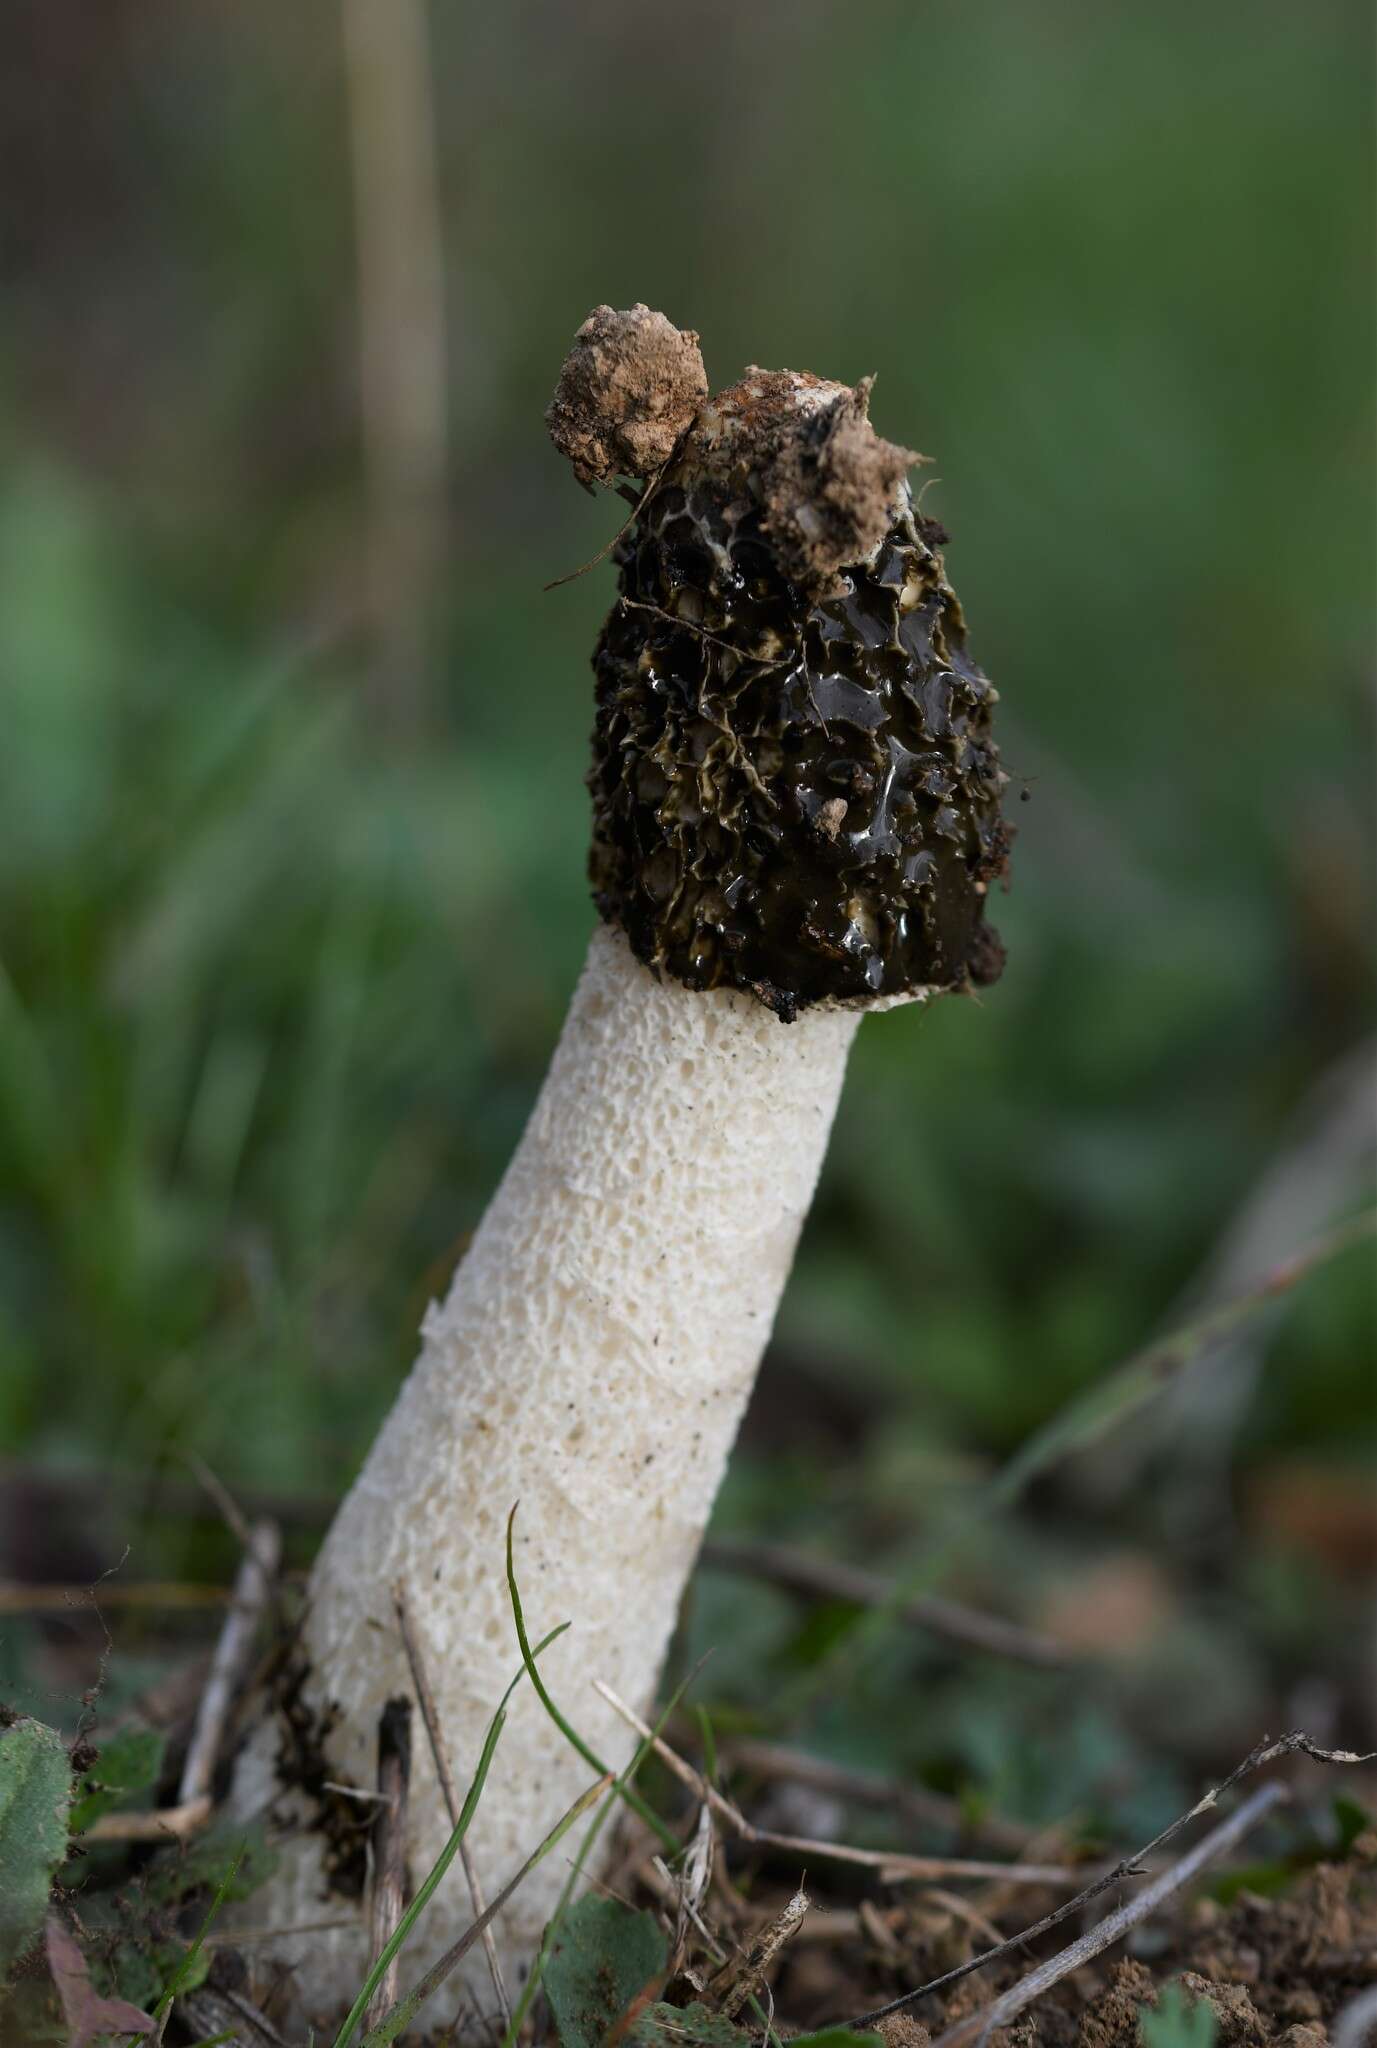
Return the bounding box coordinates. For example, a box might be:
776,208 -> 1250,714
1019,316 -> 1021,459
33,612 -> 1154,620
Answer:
1,0 -> 1373,1817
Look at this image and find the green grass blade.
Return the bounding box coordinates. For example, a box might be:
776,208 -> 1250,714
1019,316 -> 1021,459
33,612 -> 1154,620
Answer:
332,1620 -> 569,2048
695,1705 -> 719,1789
153,1845 -> 244,2029
505,1505 -> 677,1853
498,1653 -> 706,2048
361,1771 -> 612,2047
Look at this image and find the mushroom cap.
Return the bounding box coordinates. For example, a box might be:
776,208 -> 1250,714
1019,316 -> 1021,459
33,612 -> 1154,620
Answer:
549,311 -> 1011,1018
587,474 -> 1009,1018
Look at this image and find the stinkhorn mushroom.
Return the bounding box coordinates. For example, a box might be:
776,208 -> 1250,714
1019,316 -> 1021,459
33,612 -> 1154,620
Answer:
232,304 -> 1010,2020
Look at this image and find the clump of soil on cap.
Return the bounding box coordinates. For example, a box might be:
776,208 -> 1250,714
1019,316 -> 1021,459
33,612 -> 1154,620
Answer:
545,303 -> 708,488
753,373 -> 924,595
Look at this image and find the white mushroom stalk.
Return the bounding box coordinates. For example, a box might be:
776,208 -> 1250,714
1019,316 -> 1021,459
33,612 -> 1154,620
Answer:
232,306 -> 1010,2024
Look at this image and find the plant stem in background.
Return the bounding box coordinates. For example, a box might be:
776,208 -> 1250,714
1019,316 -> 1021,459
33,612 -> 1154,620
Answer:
340,0 -> 448,734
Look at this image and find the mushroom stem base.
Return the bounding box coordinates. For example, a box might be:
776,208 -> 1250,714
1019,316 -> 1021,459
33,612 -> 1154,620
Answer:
230,921 -> 859,2023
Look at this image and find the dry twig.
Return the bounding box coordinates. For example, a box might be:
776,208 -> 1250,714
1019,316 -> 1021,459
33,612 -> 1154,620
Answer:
393,1583 -> 512,2028
662,1804 -> 716,1977
699,1538 -> 1067,1668
0,1582 -> 228,1613
594,1682 -> 1083,1888
845,1728 -> 1374,2030
80,1800 -> 212,1845
927,1782 -> 1287,2047
367,1774 -> 612,2043
180,1521 -> 281,1809
364,1697 -> 413,2036
1332,1983 -> 1377,2048
706,1886 -> 810,2018
727,1736 -> 1034,1852
187,1453 -> 256,1551
340,0 -> 448,728
179,1985 -> 291,2048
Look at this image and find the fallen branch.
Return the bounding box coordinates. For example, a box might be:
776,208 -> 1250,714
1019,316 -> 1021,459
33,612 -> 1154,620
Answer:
699,1538 -> 1067,1668
927,1782 -> 1287,2048
594,1682 -> 1084,1889
393,1583 -> 511,2029
845,1728 -> 1374,2030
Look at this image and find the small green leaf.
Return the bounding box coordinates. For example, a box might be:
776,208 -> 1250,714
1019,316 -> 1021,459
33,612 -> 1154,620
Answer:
788,2032 -> 885,2048
629,2002 -> 748,2048
1333,1795 -> 1372,1856
69,1725 -> 165,1833
147,1817 -> 278,1905
153,1846 -> 244,2024
1140,1983 -> 1218,2048
543,1895 -> 667,2048
0,1720 -> 72,1972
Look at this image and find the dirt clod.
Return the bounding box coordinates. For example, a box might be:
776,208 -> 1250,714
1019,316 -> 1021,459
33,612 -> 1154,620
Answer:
1077,1959 -> 1157,2048
1176,1973 -> 1270,2048
758,375 -> 923,593
876,2015 -> 932,2048
546,303 -> 708,487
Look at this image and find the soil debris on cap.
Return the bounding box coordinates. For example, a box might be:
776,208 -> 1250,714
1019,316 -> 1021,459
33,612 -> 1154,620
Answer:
674,366 -> 925,595
758,374 -> 925,595
546,303 -> 709,488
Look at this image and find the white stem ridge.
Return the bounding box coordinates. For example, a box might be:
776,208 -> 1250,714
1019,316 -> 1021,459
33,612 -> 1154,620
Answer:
234,922 -> 859,2015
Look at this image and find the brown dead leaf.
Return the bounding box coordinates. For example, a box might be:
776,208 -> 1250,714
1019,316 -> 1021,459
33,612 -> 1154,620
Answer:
45,1918 -> 155,2048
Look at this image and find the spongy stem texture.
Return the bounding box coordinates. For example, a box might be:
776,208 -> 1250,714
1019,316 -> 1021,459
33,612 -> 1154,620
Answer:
233,921 -> 858,2023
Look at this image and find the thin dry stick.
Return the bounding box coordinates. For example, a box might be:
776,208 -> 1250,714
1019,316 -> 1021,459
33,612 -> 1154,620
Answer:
845,1728 -> 1374,2030
366,1774 -> 612,2044
187,1452 -> 255,1552
81,1801 -> 212,1844
364,1698 -> 414,2036
542,465 -> 675,593
706,1886 -> 810,2019
928,1782 -> 1287,2048
641,1855 -> 731,1973
727,1737 -> 1034,1852
593,1683 -> 1082,1888
180,1985 -> 291,2048
676,1806 -> 716,1970
699,1538 -> 1067,1668
0,1582 -> 228,1614
756,1833 -> 1077,1887
392,1583 -> 512,2029
340,0 -> 448,730
179,1520 -> 281,1808
1332,1983 -> 1377,2048
80,1519 -> 281,1844
204,1918 -> 359,1947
